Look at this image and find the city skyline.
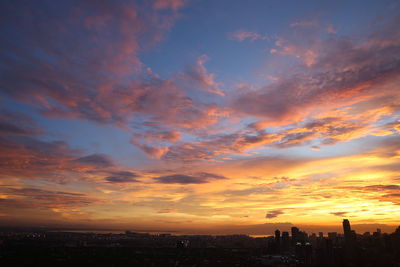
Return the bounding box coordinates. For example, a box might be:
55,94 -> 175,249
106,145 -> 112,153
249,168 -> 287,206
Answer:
1,0 -> 400,234
2,219 -> 399,266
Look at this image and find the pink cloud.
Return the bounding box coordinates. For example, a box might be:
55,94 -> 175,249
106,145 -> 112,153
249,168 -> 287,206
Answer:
2,1 -> 399,166
161,111 -> 397,161
0,111 -> 142,183
131,138 -> 169,159
144,130 -> 181,142
230,30 -> 268,42
270,37 -> 318,66
236,16 -> 400,126
184,55 -> 225,96
0,0 -> 200,132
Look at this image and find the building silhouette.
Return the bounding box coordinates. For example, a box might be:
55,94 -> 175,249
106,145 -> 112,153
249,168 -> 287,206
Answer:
275,229 -> 281,243
291,226 -> 299,245
342,219 -> 351,240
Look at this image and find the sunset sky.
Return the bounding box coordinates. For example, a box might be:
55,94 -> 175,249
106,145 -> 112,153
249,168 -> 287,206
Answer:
0,0 -> 399,234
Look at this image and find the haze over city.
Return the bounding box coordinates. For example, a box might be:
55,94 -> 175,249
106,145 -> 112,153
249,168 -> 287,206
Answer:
1,0 -> 399,235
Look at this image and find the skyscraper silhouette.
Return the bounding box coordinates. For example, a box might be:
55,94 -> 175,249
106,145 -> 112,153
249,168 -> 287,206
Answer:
275,229 -> 281,243
291,226 -> 299,245
343,219 -> 351,241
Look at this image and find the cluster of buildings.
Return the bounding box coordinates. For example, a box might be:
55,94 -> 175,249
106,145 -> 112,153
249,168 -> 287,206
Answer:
266,219 -> 400,266
0,220 -> 399,266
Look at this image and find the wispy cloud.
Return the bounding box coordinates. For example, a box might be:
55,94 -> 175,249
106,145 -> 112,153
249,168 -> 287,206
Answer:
184,55 -> 225,96
266,210 -> 284,219
155,172 -> 226,184
230,30 -> 268,42
331,211 -> 348,217
105,171 -> 140,183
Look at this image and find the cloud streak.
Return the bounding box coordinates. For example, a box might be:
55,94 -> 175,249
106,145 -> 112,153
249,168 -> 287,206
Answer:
155,172 -> 226,184
230,30 -> 268,42
266,210 -> 284,219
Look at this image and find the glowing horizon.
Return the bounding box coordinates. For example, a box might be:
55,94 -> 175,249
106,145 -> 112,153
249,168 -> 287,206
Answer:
0,0 -> 399,234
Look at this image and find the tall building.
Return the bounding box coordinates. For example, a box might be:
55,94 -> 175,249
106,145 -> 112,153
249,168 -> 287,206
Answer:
343,219 -> 351,241
275,229 -> 281,243
291,227 -> 299,244
282,231 -> 289,251
274,229 -> 281,252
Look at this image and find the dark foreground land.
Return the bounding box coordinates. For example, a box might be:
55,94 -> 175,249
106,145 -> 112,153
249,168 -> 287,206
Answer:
1,226 -> 400,266
1,246 -> 276,267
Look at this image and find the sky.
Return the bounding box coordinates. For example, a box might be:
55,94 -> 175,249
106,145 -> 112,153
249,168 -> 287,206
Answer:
0,0 -> 399,235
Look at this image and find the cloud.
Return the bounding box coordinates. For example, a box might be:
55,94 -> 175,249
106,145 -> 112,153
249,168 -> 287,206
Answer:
382,120 -> 400,133
269,38 -> 318,66
339,184 -> 400,192
161,113 -> 376,161
224,15 -> 400,151
162,131 -> 283,161
144,130 -> 181,142
331,211 -> 348,217
335,178 -> 400,204
0,110 -> 41,136
0,0 -> 228,160
0,0 -> 212,134
0,112 -> 125,182
196,172 -> 226,180
162,142 -> 219,161
222,176 -> 295,196
0,2 -> 399,230
0,135 -> 76,180
105,171 -> 139,183
133,142 -> 169,159
1,1 -> 399,167
0,1 -> 230,166
230,30 -> 268,42
223,186 -> 275,197
275,131 -> 315,147
74,154 -> 114,168
0,187 -> 97,208
0,134 -> 119,182
154,172 -> 226,184
365,185 -> 400,190
157,208 -> 176,213
0,121 -> 37,136
184,55 -> 224,96
266,210 -> 284,219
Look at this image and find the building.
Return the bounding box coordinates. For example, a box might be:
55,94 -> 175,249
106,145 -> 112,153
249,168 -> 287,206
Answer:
275,229 -> 281,243
343,219 -> 352,241
291,227 -> 299,245
282,231 -> 289,252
